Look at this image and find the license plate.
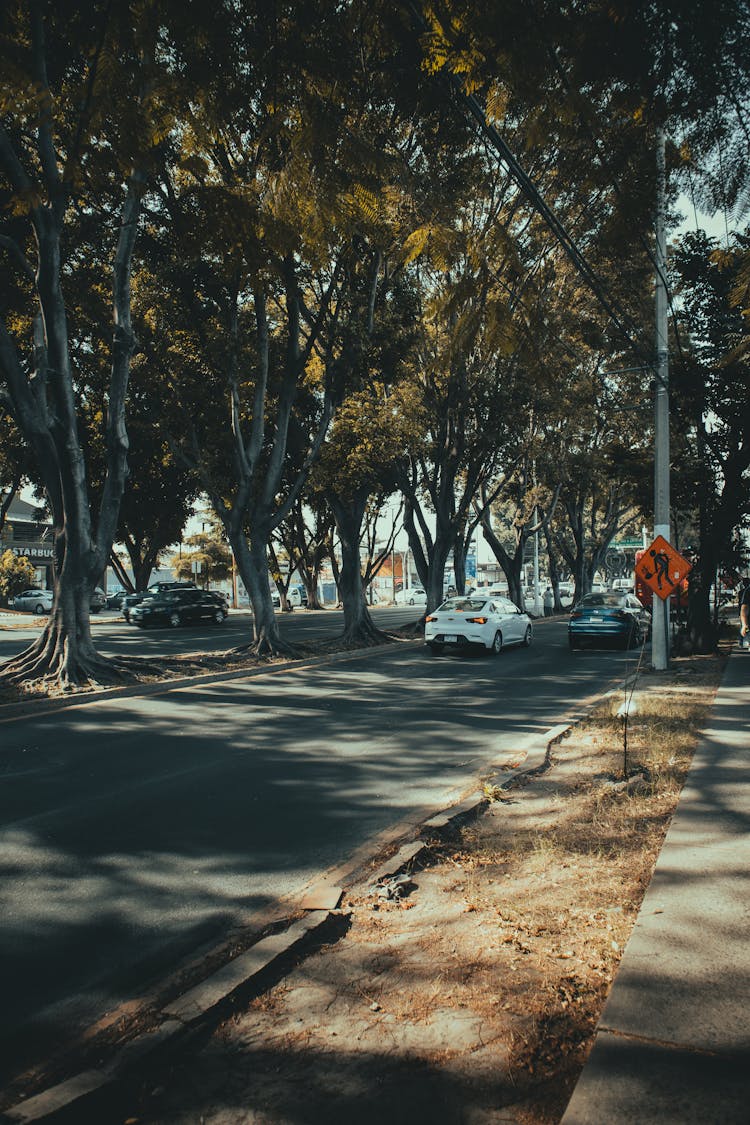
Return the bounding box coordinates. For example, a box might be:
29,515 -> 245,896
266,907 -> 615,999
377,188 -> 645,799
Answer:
444,634 -> 458,643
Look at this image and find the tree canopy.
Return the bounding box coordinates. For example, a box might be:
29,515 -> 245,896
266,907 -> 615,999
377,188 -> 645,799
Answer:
2,0 -> 749,688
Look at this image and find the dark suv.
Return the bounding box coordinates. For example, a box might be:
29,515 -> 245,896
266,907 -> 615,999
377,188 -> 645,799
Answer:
121,581 -> 197,622
129,587 -> 228,629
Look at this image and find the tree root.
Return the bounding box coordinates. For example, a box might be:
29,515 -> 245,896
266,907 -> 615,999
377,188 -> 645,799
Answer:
0,638 -> 150,694
339,623 -> 391,647
229,639 -> 300,660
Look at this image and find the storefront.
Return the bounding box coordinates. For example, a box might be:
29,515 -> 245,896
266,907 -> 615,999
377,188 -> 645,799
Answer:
0,497 -> 55,587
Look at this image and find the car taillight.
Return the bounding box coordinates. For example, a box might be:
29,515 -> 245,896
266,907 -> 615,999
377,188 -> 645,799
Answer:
466,616 -> 488,624
425,616 -> 438,623
570,611 -> 582,619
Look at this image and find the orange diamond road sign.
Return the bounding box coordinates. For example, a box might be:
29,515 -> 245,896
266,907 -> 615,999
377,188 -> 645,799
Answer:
635,536 -> 693,601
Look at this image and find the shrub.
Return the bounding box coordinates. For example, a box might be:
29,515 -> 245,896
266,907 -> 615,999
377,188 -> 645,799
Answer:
0,550 -> 38,606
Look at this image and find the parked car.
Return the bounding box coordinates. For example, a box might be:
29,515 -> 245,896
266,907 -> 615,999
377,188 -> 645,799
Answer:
129,587 -> 228,628
425,594 -> 533,655
105,586 -> 127,609
568,592 -> 651,650
121,581 -> 197,621
89,587 -> 106,613
445,585 -> 476,598
395,587 -> 427,606
11,587 -> 53,614
557,582 -> 575,606
286,584 -> 308,607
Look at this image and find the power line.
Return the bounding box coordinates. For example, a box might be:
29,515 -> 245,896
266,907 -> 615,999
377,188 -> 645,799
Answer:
404,2 -> 658,381
543,36 -> 692,379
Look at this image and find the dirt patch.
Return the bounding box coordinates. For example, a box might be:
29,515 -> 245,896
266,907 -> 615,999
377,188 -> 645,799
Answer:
120,648 -> 726,1125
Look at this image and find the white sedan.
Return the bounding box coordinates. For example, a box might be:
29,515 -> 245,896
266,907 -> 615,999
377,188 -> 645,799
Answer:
424,595 -> 533,655
11,587 -> 54,614
395,588 -> 427,606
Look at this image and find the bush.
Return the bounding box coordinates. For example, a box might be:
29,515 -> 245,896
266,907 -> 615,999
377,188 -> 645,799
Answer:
0,550 -> 38,607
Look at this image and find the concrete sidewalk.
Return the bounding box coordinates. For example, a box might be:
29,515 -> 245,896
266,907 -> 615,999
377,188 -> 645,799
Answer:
562,646 -> 750,1124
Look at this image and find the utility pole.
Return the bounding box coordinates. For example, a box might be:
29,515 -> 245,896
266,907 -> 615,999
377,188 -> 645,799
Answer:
652,128 -> 670,671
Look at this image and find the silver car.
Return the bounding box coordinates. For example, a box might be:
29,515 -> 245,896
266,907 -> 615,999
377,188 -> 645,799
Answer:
11,588 -> 53,614
90,587 -> 106,613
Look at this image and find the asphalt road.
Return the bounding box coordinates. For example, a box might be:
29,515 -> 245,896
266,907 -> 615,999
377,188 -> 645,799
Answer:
0,605 -> 416,662
0,616 -> 641,1085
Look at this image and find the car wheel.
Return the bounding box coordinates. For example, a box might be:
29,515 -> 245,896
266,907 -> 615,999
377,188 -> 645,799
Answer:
90,607 -> 100,615
490,630 -> 503,655
214,609 -> 226,624
522,625 -> 532,647
168,611 -> 181,628
428,642 -> 444,655
34,603 -> 45,615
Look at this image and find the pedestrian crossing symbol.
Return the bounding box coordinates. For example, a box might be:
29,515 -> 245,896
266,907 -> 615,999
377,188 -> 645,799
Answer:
635,536 -> 692,601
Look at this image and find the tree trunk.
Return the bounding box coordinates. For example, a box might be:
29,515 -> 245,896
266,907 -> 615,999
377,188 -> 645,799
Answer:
0,158 -> 145,691
425,533 -> 451,614
124,537 -> 160,591
480,515 -> 527,609
684,560 -> 718,653
1,578 -> 143,690
329,493 -> 386,645
452,534 -> 468,593
227,523 -> 295,656
109,550 -> 134,593
542,521 -> 565,612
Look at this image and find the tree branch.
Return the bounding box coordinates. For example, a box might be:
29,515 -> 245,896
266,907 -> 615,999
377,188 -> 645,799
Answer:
0,234 -> 35,282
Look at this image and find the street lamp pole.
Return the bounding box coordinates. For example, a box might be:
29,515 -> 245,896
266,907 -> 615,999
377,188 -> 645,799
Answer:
652,127 -> 670,671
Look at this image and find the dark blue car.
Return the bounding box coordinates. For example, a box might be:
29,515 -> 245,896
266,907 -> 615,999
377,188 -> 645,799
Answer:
568,592 -> 651,650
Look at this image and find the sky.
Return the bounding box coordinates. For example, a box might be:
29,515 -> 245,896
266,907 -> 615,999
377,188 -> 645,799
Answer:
673,195 -> 736,245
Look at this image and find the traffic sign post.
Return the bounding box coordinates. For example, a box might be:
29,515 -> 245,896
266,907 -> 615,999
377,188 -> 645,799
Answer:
636,535 -> 692,670
635,536 -> 692,601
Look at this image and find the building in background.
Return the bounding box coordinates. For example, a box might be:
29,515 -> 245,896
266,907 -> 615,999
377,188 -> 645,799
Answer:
0,497 -> 54,587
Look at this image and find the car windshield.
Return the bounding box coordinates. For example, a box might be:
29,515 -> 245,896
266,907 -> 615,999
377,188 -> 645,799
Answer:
438,597 -> 488,612
581,593 -> 626,608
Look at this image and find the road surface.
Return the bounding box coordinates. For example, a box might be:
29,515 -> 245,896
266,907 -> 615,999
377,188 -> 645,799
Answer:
0,617 -> 638,1084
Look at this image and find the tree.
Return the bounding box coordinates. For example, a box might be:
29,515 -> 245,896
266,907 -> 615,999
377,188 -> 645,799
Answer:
0,1 -> 169,689
144,0 -> 476,654
173,526 -> 232,589
269,495 -> 333,611
389,190 -> 553,614
670,228 -> 750,650
536,347 -> 648,607
477,464 -> 542,610
316,389 -> 412,644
